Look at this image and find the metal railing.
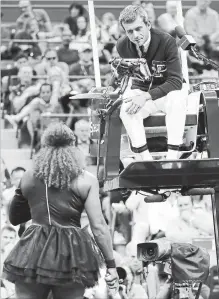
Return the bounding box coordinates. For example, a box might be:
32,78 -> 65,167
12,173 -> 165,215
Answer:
1,3 -> 192,10
2,74 -> 218,85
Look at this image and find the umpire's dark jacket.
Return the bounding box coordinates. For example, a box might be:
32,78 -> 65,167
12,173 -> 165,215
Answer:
116,28 -> 183,101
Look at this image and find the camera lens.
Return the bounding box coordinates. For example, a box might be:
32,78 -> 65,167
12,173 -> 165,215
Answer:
146,248 -> 155,257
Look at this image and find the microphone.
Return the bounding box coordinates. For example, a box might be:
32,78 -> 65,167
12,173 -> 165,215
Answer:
175,25 -> 219,71
175,26 -> 196,51
144,194 -> 168,203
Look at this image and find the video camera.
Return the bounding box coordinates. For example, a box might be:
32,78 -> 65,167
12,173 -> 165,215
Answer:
137,238 -> 210,285
137,238 -> 171,262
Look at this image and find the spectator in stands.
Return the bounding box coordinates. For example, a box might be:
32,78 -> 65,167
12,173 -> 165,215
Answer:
15,18 -> 39,40
12,52 -> 30,70
57,28 -> 79,65
34,48 -> 69,77
6,63 -> 69,121
144,3 -> 158,28
1,12 -> 11,40
106,21 -> 126,43
47,66 -> 72,106
157,1 -> 181,36
1,52 -> 30,82
1,226 -> 17,263
165,196 -> 214,242
102,12 -> 117,31
28,48 -> 43,68
5,83 -> 62,127
1,226 -> 17,298
64,2 -> 88,36
73,15 -> 90,46
6,83 -> 64,148
71,78 -> 95,94
15,19 -> 70,54
1,53 -> 32,113
16,0 -> 52,33
69,44 -> 93,76
97,12 -> 117,44
1,12 -> 16,60
9,65 -> 41,114
14,18 -> 42,56
74,119 -> 91,155
184,0 -> 219,48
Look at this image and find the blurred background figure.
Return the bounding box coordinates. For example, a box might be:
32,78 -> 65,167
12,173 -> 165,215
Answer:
57,28 -> 79,65
69,44 -> 93,76
1,226 -> 17,299
144,3 -> 158,28
7,65 -> 41,114
157,1 -> 181,37
74,119 -> 90,154
1,226 -> 17,263
16,0 -> 52,33
34,48 -> 69,77
184,0 -> 219,48
166,195 -> 214,243
64,2 -> 88,36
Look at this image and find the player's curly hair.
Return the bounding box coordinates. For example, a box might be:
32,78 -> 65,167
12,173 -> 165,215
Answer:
119,5 -> 149,29
34,122 -> 85,190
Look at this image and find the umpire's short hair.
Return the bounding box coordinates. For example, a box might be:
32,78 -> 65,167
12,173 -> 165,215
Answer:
119,5 -> 149,29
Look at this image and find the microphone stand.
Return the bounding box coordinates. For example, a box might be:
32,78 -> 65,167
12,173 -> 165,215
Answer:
190,46 -> 219,76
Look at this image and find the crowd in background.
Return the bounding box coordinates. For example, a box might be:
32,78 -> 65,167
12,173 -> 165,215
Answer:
1,0 -> 219,298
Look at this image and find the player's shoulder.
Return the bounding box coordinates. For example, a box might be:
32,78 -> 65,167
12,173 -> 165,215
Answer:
151,27 -> 174,42
117,35 -> 129,48
77,170 -> 99,190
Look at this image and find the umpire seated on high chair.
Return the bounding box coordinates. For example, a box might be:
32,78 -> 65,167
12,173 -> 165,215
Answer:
117,5 -> 188,162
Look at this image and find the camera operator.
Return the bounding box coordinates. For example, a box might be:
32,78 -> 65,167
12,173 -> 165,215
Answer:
115,264 -> 148,299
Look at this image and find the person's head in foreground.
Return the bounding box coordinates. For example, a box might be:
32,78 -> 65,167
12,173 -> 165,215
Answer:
1,226 -> 17,249
34,122 -> 85,190
10,167 -> 26,188
119,5 -> 151,47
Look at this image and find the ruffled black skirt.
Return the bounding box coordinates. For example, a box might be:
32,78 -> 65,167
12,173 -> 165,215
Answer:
3,224 -> 103,287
